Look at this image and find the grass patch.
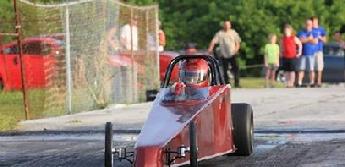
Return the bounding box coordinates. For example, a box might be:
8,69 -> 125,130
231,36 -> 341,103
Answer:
240,77 -> 285,88
0,114 -> 17,131
0,88 -> 97,131
0,89 -> 47,131
0,91 -> 25,131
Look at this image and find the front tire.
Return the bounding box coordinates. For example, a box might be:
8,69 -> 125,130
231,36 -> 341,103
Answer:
231,103 -> 254,156
104,122 -> 113,167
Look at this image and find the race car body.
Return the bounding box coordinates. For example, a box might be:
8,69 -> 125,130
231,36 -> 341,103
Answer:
105,55 -> 253,167
134,85 -> 234,166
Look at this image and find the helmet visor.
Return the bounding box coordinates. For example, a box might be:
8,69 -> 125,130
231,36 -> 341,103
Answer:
180,70 -> 207,84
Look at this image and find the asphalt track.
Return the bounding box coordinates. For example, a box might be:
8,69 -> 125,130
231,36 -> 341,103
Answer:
1,131 -> 345,167
1,88 -> 345,166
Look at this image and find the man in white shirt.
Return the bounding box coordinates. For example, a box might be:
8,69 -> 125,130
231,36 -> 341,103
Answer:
120,17 -> 138,51
208,20 -> 241,87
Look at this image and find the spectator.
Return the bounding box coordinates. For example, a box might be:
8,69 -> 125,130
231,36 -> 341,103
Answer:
107,26 -> 119,54
334,31 -> 345,49
158,21 -> 166,52
208,20 -> 241,87
297,19 -> 318,87
280,24 -> 302,88
120,16 -> 138,51
311,16 -> 327,87
185,43 -> 198,54
264,34 -> 280,88
147,32 -> 157,51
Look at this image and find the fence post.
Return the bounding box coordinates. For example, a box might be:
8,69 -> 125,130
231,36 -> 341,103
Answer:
65,5 -> 72,114
13,0 -> 30,120
155,5 -> 160,88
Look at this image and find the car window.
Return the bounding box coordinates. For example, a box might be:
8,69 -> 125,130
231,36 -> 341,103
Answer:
161,87 -> 209,102
23,41 -> 52,56
55,39 -> 65,47
2,45 -> 19,55
324,45 -> 345,57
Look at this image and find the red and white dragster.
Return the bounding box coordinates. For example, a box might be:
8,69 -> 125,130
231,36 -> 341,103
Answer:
104,54 -> 254,167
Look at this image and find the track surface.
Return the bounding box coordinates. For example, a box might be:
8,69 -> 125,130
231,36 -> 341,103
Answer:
1,132 -> 345,167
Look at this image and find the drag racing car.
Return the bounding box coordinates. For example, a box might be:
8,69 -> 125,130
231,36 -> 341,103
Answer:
104,54 -> 254,167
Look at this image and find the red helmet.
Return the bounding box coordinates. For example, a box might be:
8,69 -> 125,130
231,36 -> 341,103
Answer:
179,59 -> 209,88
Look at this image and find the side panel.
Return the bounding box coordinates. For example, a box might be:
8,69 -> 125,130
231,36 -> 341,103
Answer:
22,40 -> 55,89
42,54 -> 57,88
166,87 -> 234,165
134,86 -> 233,166
23,54 -> 45,88
4,54 -> 22,90
0,54 -> 7,88
135,146 -> 164,167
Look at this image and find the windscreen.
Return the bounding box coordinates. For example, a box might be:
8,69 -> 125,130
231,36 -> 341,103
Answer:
160,86 -> 209,102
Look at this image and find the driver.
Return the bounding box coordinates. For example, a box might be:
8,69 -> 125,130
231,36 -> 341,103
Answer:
164,60 -> 210,101
165,59 -> 209,101
179,59 -> 209,88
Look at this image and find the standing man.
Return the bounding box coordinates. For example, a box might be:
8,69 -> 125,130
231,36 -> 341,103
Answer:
208,20 -> 241,87
311,16 -> 327,87
120,16 -> 138,51
297,19 -> 318,87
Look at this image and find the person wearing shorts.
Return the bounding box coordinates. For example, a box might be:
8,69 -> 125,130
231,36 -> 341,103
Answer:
297,19 -> 318,87
264,34 -> 279,88
280,24 -> 302,88
311,16 -> 327,87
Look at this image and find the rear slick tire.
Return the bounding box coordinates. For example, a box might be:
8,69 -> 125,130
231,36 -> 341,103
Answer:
104,122 -> 113,167
189,122 -> 198,167
231,103 -> 254,156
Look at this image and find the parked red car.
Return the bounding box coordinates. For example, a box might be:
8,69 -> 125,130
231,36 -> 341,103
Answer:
0,36 -> 179,91
0,37 -> 62,91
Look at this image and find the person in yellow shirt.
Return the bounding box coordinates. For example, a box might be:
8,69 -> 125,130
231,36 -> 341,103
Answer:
264,34 -> 280,88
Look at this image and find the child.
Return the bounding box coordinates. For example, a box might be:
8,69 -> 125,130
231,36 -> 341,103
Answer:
280,24 -> 302,88
264,34 -> 280,88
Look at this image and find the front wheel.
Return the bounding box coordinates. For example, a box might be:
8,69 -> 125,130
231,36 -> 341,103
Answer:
230,103 -> 254,156
104,122 -> 114,167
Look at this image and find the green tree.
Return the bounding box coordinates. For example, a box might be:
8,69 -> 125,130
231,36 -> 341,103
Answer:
0,0 -> 15,43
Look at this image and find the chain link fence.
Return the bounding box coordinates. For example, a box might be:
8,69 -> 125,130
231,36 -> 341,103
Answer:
0,0 -> 159,123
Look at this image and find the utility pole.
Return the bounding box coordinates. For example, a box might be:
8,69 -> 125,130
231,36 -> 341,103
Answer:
13,0 -> 30,120
65,5 -> 72,114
